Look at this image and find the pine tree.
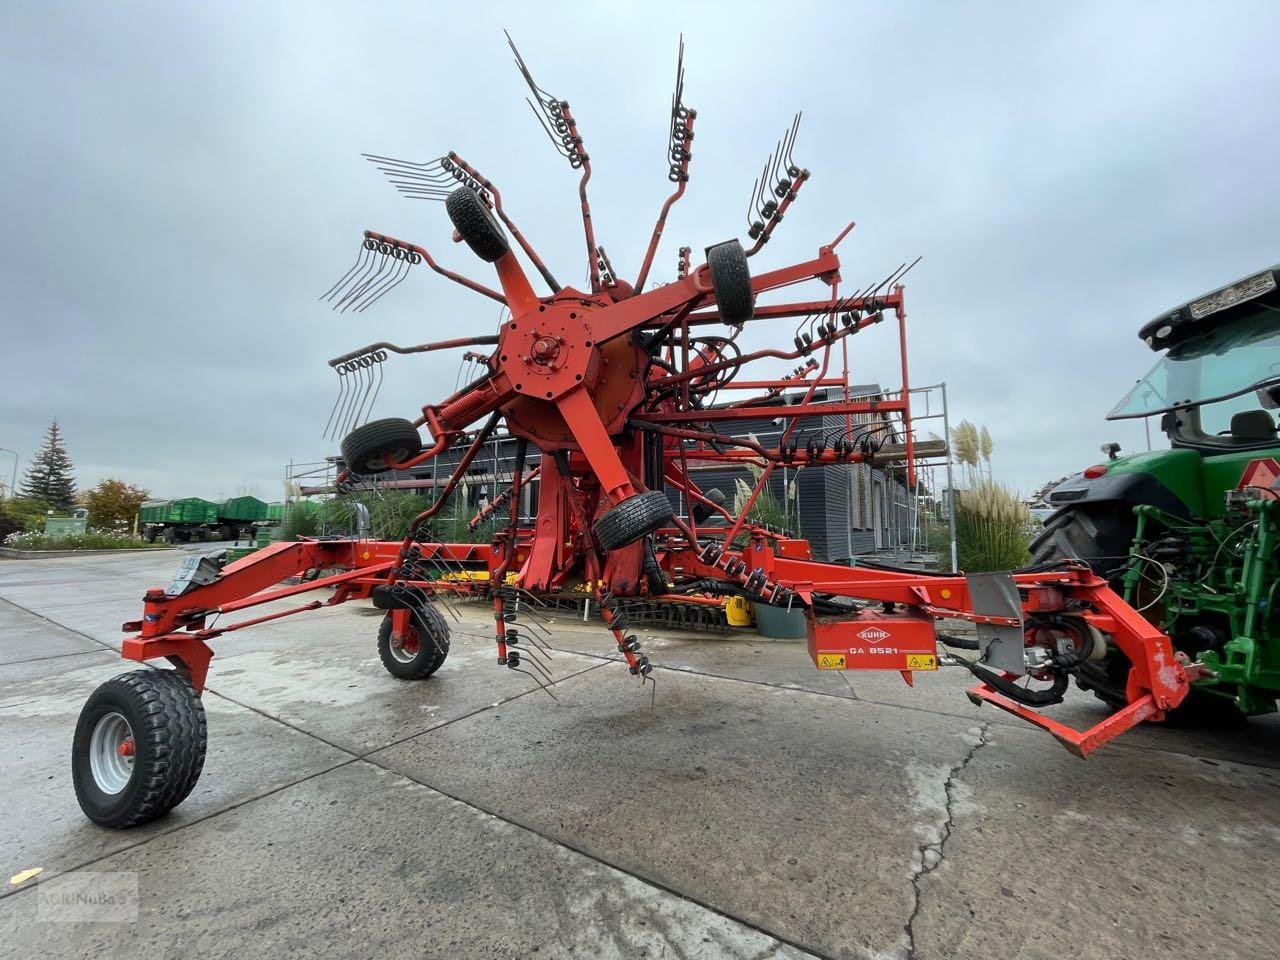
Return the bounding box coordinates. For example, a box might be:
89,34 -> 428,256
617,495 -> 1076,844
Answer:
20,420 -> 77,512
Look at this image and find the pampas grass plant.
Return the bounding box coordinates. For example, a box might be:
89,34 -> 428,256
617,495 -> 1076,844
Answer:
954,480 -> 1032,571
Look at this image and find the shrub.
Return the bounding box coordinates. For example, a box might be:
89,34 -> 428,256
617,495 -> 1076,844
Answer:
0,497 -> 50,541
954,481 -> 1032,572
85,479 -> 149,530
3,527 -> 159,551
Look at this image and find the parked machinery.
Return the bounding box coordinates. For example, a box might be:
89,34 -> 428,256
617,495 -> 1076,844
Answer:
1033,265 -> 1280,723
74,37 -> 1197,828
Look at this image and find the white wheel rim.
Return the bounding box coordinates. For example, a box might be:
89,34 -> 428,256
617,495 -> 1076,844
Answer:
390,626 -> 420,664
89,712 -> 135,795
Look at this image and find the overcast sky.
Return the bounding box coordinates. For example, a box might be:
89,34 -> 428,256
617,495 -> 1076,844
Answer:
2,1 -> 1277,501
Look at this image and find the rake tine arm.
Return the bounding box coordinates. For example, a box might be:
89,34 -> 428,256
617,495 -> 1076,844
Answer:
362,230 -> 506,305
745,167 -> 809,257
635,39 -> 696,292
327,335 -> 499,369
447,153 -> 561,292
634,107 -> 696,293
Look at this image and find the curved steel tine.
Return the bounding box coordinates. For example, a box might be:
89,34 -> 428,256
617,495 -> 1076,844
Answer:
362,152 -> 436,170
332,364 -> 360,441
351,258 -> 400,312
323,367 -> 348,440
365,153 -> 452,177
330,247 -> 381,310
782,112 -> 802,173
351,363 -> 374,433
894,255 -> 924,287
363,358 -> 385,422
511,665 -> 559,700
754,158 -> 770,218
524,97 -> 571,157
339,364 -> 366,437
353,254 -> 408,311
320,242 -> 371,303
349,356 -> 381,427
325,366 -> 353,440
509,642 -> 556,684
768,136 -> 786,189
745,174 -> 760,229
336,251 -> 388,311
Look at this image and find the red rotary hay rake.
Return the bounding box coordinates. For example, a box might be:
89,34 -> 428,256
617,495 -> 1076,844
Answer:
73,36 -> 1192,827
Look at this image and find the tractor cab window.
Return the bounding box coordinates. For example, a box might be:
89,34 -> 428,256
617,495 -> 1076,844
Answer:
1107,306 -> 1280,426
1172,391 -> 1279,448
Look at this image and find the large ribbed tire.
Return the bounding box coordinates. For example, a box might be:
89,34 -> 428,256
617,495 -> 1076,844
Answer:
1029,503 -> 1136,580
72,670 -> 207,829
706,240 -> 753,326
594,491 -> 674,551
341,418 -> 422,476
692,487 -> 727,523
446,187 -> 509,263
377,604 -> 450,680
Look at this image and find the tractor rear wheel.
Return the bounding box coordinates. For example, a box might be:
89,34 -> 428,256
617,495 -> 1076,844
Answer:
446,187 -> 509,263
1030,505 -> 1244,725
72,670 -> 207,828
1029,504 -> 1137,709
377,605 -> 451,680
341,418 -> 423,476
594,491 -> 675,551
706,240 -> 753,326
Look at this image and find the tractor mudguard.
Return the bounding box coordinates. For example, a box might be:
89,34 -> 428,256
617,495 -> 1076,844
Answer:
1047,469 -> 1192,520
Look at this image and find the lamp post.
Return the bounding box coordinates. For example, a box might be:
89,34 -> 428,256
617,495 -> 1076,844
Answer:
0,448 -> 17,500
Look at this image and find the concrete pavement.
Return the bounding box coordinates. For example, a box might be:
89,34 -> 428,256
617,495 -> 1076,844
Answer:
1,549 -> 1277,958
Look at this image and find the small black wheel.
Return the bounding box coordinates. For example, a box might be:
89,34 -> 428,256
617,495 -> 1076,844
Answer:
377,603 -> 450,680
594,491 -> 674,551
445,187 -> 509,263
72,669 -> 207,829
341,418 -> 423,475
643,538 -> 669,596
705,239 -> 753,326
692,487 -> 728,523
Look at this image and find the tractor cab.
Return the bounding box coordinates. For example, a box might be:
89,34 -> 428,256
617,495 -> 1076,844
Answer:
1107,265 -> 1280,454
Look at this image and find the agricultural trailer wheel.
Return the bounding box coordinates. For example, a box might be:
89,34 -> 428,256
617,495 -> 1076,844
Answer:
446,186 -> 510,262
341,418 -> 423,476
72,669 -> 207,829
1030,504 -> 1244,726
594,490 -> 674,551
377,604 -> 451,680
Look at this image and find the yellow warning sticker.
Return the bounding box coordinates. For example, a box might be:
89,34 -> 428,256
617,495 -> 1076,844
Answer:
906,654 -> 938,671
817,653 -> 846,670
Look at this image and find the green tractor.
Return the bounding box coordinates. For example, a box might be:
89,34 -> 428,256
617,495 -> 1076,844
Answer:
1032,264 -> 1280,722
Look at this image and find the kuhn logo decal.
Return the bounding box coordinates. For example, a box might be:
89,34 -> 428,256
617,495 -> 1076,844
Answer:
856,627 -> 891,642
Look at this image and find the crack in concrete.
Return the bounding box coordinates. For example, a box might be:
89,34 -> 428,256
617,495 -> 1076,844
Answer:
902,721 -> 991,960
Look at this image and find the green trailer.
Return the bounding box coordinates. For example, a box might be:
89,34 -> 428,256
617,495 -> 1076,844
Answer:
213,496 -> 268,543
139,498 -> 219,543
217,496 -> 268,523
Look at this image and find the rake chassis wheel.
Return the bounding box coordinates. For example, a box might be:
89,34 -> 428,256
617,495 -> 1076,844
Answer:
377,606 -> 451,680
72,670 -> 207,829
